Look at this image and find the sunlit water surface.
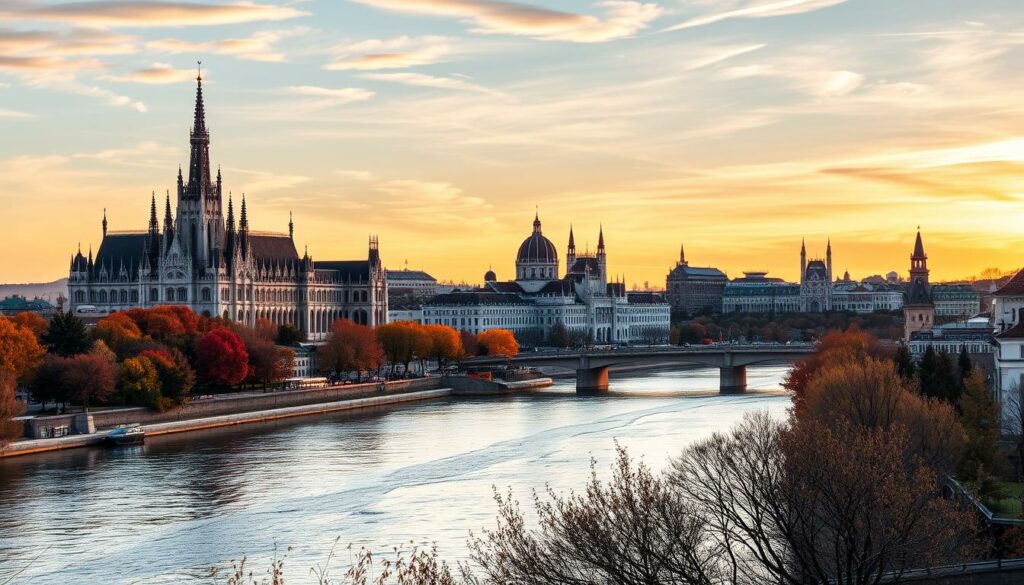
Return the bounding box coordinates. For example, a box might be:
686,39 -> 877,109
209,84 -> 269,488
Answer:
0,366 -> 791,584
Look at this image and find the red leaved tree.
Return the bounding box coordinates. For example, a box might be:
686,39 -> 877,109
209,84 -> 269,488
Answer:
196,328 -> 249,388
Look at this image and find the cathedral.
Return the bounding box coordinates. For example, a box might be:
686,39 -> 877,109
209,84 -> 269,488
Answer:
68,74 -> 387,340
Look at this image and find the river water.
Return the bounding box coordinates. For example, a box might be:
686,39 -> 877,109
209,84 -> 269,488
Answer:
0,366 -> 792,584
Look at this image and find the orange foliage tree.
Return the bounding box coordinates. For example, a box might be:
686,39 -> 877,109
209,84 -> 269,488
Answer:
10,311 -> 48,339
318,319 -> 383,380
424,324 -> 464,370
0,316 -> 45,382
478,329 -> 519,359
783,326 -> 891,407
376,321 -> 431,374
93,312 -> 143,353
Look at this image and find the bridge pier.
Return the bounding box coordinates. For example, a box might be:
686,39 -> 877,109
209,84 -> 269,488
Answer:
576,366 -> 609,393
720,366 -> 747,393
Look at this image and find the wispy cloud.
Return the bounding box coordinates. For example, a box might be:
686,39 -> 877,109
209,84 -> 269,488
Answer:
350,0 -> 662,42
105,62 -> 196,84
283,85 -> 376,105
0,1 -> 307,28
0,107 -> 31,118
361,72 -> 506,97
665,0 -> 848,32
325,35 -> 454,70
145,28 -> 303,62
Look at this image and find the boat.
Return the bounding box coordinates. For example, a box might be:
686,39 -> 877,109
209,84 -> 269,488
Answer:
104,424 -> 146,447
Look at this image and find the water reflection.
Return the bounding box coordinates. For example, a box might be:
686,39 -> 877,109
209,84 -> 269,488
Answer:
0,366 -> 792,584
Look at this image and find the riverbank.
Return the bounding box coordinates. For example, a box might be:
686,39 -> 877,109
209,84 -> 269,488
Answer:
2,376 -> 553,458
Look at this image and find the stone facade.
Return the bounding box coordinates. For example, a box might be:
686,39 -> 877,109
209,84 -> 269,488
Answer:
665,245 -> 728,315
67,76 -> 387,340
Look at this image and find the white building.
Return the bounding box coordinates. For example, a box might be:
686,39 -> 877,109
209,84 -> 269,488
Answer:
832,281 -> 904,313
992,270 -> 1024,431
422,215 -> 670,344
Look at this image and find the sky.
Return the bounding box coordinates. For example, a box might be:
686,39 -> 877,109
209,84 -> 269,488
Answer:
2,0 -> 1024,288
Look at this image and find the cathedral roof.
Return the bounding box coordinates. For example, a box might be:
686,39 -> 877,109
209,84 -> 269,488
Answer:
249,233 -> 299,264
805,260 -> 828,281
517,213 -> 557,264
627,291 -> 666,304
485,281 -> 525,294
314,260 -> 371,282
568,257 -> 601,274
93,232 -> 148,280
425,292 -> 525,306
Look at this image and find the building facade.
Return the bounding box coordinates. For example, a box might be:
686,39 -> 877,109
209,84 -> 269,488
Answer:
386,268 -> 438,301
721,272 -> 802,314
665,245 -> 728,315
422,216 -> 670,344
67,75 -> 387,340
932,284 -> 982,319
990,269 -> 1024,431
800,239 -> 833,312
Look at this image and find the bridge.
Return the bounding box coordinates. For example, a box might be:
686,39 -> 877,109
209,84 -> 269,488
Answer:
468,344 -> 816,393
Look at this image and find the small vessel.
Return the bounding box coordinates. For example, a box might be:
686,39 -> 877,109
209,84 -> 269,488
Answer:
104,424 -> 146,447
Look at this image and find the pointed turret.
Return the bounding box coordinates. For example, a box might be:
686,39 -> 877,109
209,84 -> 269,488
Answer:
679,243 -> 686,266
239,194 -> 249,257
566,224 -> 576,272
163,191 -> 175,250
597,224 -> 605,253
913,229 -> 926,260
533,210 -> 542,234
148,193 -> 158,233
289,211 -> 294,240
800,237 -> 807,285
185,66 -> 212,202
102,208 -> 107,237
826,238 -> 833,282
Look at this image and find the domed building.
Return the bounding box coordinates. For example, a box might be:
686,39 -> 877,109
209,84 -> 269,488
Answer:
422,213 -> 670,345
516,213 -> 559,286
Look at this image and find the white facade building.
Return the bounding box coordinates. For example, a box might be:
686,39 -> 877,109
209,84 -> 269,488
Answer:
422,216 -> 670,344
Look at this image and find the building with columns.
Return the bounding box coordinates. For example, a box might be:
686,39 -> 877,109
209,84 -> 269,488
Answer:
67,74 -> 387,340
421,215 -> 670,344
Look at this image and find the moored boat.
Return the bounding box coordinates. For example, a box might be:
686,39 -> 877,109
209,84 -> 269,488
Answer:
104,424 -> 145,447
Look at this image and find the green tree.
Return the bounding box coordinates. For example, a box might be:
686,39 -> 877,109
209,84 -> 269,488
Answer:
276,323 -> 304,345
42,310 -> 91,357
958,370 -> 1005,484
958,345 -> 973,381
918,345 -> 938,398
118,356 -> 162,409
936,350 -> 962,405
893,344 -> 916,381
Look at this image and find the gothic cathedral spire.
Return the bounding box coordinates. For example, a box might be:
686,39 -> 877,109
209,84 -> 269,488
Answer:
186,65 -> 212,202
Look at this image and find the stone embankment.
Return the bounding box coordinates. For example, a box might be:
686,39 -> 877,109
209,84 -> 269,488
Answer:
2,376 -> 552,458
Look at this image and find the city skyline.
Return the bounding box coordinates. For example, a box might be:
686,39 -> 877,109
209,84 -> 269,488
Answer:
3,0 -> 1024,285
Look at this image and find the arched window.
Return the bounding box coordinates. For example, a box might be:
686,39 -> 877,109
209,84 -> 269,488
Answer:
177,287 -> 187,302
74,290 -> 85,303
201,287 -> 211,302
98,290 -> 107,303
130,290 -> 138,303
120,290 -> 128,303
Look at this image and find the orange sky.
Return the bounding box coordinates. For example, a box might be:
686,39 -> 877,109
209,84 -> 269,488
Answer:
2,0 -> 1024,287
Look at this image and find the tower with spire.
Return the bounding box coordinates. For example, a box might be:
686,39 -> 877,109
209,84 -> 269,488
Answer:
903,228 -> 935,341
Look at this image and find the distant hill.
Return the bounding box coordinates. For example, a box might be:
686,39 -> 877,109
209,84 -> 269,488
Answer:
0,278 -> 68,305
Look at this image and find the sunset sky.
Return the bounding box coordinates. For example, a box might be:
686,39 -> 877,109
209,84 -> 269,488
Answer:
2,0 -> 1024,287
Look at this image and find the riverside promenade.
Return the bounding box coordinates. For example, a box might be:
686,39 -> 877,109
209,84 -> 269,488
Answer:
2,376 -> 552,458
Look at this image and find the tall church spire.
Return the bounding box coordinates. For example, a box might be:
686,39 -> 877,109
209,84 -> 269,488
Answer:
679,243 -> 686,265
102,208 -> 107,237
186,63 -> 212,201
597,224 -> 605,254
148,193 -> 158,233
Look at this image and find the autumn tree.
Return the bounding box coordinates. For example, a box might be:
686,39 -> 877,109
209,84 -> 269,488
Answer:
29,356 -> 74,410
118,355 -> 163,409
783,326 -> 890,406
0,374 -> 24,446
253,318 -> 277,341
196,328 -> 249,388
893,344 -> 916,381
678,322 -> 708,345
548,321 -> 571,349
93,312 -> 142,355
470,446 -> 723,584
671,413 -> 978,585
376,321 -> 431,374
478,329 -> 519,359
801,358 -> 965,473
0,317 -> 45,382
139,348 -> 194,405
424,324 -> 463,370
64,353 -> 117,410
318,319 -> 383,380
42,310 -> 91,356
246,336 -> 294,389
10,311 -> 48,339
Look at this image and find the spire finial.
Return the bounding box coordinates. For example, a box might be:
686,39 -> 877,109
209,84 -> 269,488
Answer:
102,208 -> 108,237
289,211 -> 294,239
197,60 -> 202,81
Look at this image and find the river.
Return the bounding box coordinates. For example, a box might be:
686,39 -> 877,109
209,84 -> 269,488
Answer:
0,366 -> 792,584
